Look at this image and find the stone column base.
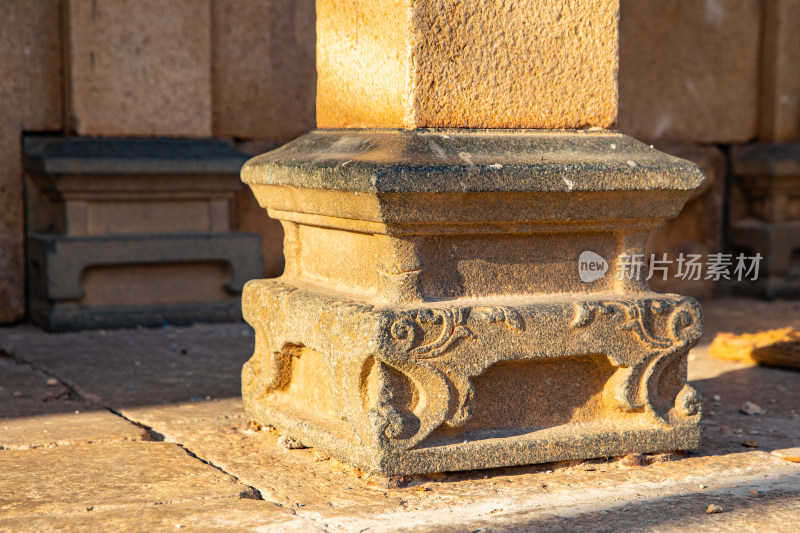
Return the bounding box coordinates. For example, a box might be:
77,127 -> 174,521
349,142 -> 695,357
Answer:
242,280 -> 702,475
240,129 -> 705,474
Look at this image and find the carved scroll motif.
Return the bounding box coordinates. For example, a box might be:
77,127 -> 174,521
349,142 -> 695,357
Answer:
571,298 -> 703,423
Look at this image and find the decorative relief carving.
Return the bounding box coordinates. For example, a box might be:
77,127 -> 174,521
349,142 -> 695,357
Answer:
388,305 -> 523,360
243,280 -> 703,453
571,298 -> 703,424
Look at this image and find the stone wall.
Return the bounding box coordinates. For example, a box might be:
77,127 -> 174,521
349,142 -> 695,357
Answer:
0,0 -> 63,322
0,0 -> 798,322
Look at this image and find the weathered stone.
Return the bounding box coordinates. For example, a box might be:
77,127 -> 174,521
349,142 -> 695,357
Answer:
4,304 -> 800,531
120,399 -> 800,532
27,233 -> 261,331
0,356 -> 83,419
0,411 -> 148,451
729,144 -> 800,299
731,144 -> 800,223
0,442 -> 247,518
645,144 -> 726,298
212,0 -> 316,140
24,137 -> 249,237
317,0 -> 619,129
0,137 -> 25,324
759,0 -> 800,142
240,130 -> 705,474
0,0 -> 62,323
0,323 -> 253,409
0,357 -> 148,449
236,187 -> 286,278
0,499 -> 320,533
65,0 -> 212,136
618,0 -> 760,143
23,137 -> 262,330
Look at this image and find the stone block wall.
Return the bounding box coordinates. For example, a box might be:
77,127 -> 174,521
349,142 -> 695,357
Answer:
0,0 -> 316,323
1,0 -> 799,323
0,0 -> 63,323
618,0 -> 800,297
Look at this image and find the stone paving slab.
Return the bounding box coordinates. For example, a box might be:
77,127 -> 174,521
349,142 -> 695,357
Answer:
0,298 -> 798,530
0,356 -> 84,418
1,411 -> 148,450
0,356 -> 148,450
0,441 -> 251,519
0,323 -> 253,408
118,397 -> 800,531
0,499 -> 322,533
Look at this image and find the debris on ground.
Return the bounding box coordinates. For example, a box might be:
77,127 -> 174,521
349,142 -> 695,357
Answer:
741,441 -> 759,448
368,476 -> 410,489
740,401 -> 766,416
313,450 -> 330,462
710,328 -> 800,370
620,454 -> 650,467
706,504 -> 723,514
329,458 -> 366,479
277,435 -> 306,449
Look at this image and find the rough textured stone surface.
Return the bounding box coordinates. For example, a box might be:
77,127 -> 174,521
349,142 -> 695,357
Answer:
236,188 -> 286,278
240,130 -> 705,474
759,0 -> 800,142
618,0 -> 760,143
212,0 -> 316,140
24,137 -> 249,236
1,411 -> 148,450
772,448 -> 800,463
646,144 -> 727,298
0,356 -> 148,449
0,0 -> 62,323
0,356 -> 82,419
2,303 -> 800,531
27,233 -> 262,331
0,499 -> 318,533
317,0 -> 619,128
0,323 -> 253,408
66,0 -> 212,136
0,442 -> 248,518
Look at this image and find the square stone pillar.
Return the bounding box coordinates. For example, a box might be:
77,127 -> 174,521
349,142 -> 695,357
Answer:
240,0 -> 705,475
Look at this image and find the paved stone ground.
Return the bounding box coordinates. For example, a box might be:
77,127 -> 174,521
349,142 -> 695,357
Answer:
1,298 -> 799,532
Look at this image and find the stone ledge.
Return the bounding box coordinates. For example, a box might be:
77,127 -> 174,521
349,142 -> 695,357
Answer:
24,136 -> 248,176
27,233 -> 262,331
244,129 -> 704,194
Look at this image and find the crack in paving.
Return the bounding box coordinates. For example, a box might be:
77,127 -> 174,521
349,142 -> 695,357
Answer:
3,347 -> 266,503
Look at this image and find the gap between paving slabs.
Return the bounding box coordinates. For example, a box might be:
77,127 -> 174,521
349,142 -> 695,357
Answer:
2,306 -> 799,531
0,341 -> 266,507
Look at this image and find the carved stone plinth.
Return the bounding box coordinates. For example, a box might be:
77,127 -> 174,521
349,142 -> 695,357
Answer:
241,129 -> 705,474
730,144 -> 800,299
24,136 -> 263,331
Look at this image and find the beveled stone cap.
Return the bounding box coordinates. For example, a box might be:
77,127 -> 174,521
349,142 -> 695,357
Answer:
245,129 -> 702,193
242,129 -> 704,232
